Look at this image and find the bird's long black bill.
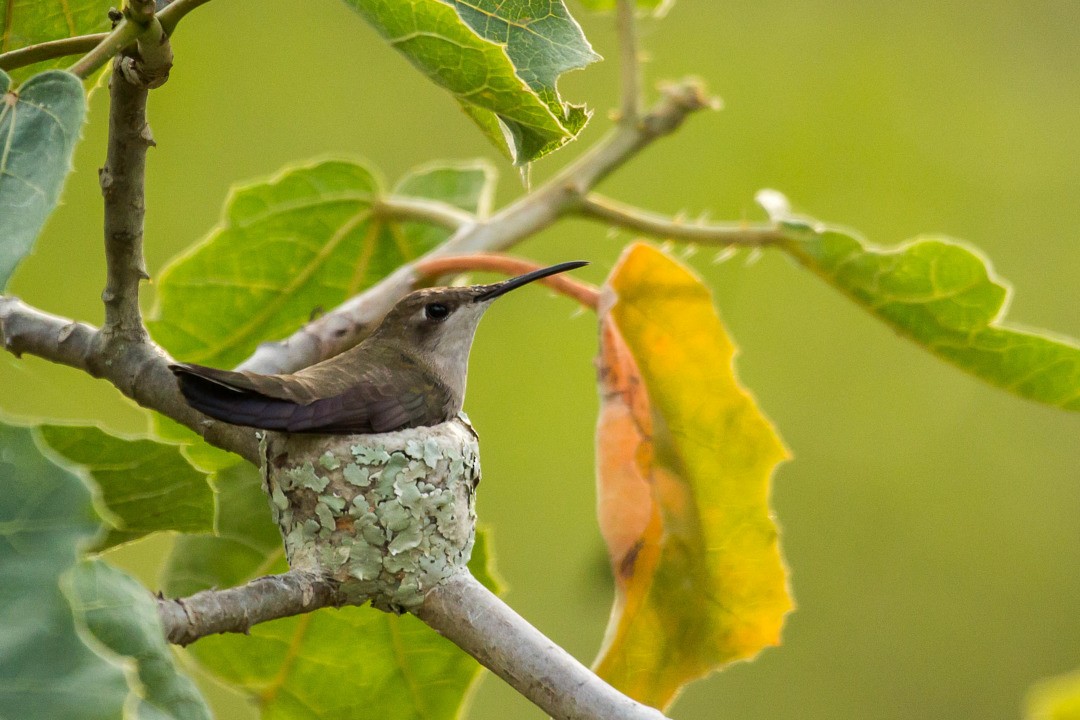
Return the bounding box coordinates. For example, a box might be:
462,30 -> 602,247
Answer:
474,260 -> 589,302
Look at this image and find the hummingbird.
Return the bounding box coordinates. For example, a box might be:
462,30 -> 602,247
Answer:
170,261 -> 587,434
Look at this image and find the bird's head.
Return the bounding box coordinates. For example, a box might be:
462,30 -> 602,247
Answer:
372,261 -> 588,374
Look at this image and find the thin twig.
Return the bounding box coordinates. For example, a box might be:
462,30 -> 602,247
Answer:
158,0 -> 215,36
237,79 -> 717,375
375,196 -> 477,231
0,0 -> 209,74
616,0 -> 642,123
68,20 -> 144,79
415,254 -> 600,310
579,193 -> 787,246
0,34 -> 107,73
416,572 -> 669,720
158,571 -> 345,646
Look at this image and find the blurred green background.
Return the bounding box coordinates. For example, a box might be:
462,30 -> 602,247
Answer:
3,1 -> 1079,718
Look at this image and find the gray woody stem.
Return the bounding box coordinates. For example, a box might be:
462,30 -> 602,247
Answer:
239,79 -> 718,375
100,60 -> 153,343
0,297 -> 259,462
159,571 -> 346,646
156,568 -> 670,720
417,573 -> 669,720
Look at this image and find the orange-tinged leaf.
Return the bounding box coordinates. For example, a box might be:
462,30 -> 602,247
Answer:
593,242 -> 793,709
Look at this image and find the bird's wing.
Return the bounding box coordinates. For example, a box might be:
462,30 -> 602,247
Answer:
169,362 -> 452,434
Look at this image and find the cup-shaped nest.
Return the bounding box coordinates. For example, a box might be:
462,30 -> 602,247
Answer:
260,417 -> 480,613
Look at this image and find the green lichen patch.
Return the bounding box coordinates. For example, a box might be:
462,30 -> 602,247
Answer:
263,419 -> 481,612
319,452 -> 341,470
343,464 -> 371,487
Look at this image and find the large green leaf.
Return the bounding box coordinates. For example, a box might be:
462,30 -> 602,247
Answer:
778,222 -> 1080,410
163,461 -> 284,598
342,0 -> 597,164
38,424 -> 215,550
0,420 -> 128,718
70,559 -> 212,720
0,68 -> 86,289
149,159 -> 494,369
0,1 -> 111,81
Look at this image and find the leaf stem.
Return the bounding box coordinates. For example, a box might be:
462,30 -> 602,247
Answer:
374,196 -> 477,231
579,193 -> 787,246
0,0 -> 209,75
0,34 -> 107,73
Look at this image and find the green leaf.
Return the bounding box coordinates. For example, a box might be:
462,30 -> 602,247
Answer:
150,413 -> 245,473
0,1 -> 112,81
577,0 -> 672,14
780,224 -> 1080,411
148,159 -> 495,369
0,69 -> 86,290
341,0 -> 597,164
163,462 -> 284,598
37,425 -> 215,550
0,420 -> 128,719
69,559 -> 212,720
593,243 -> 791,708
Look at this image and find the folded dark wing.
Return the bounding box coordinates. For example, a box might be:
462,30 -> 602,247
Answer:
169,362 -> 451,434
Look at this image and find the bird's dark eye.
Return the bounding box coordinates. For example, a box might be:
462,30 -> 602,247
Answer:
424,302 -> 450,321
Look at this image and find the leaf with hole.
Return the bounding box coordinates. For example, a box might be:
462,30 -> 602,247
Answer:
341,0 -> 597,164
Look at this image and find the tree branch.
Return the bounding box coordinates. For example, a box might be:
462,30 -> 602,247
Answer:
99,61 -> 153,343
158,570 -> 346,646
616,0 -> 642,123
579,193 -> 787,246
0,297 -> 259,462
238,78 -> 717,375
416,573 -> 669,720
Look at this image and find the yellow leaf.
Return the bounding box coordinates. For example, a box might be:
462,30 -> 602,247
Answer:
593,242 -> 793,709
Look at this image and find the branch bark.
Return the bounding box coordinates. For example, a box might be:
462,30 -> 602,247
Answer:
238,79 -> 717,375
99,60 -> 153,343
0,296 -> 259,461
417,572 -> 669,720
159,570 -> 346,646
